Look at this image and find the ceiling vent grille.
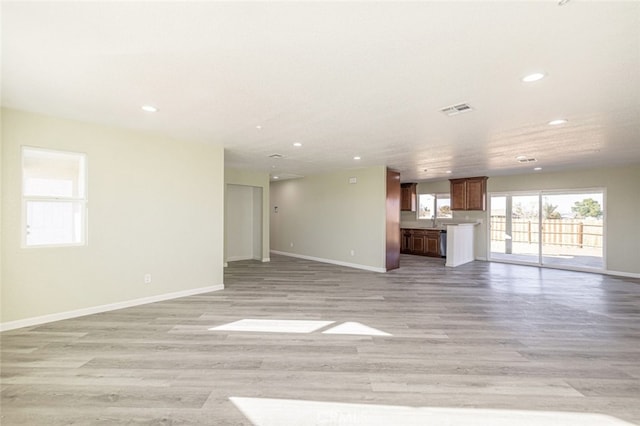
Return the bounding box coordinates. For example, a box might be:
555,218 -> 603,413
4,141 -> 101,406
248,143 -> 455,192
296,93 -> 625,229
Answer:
269,153 -> 283,159
440,103 -> 473,116
516,156 -> 537,163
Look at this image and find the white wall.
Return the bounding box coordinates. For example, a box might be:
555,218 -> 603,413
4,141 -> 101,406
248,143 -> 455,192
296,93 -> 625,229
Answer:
1,108 -> 225,327
270,166 -> 387,272
225,184 -> 262,262
411,165 -> 640,276
224,168 -> 270,262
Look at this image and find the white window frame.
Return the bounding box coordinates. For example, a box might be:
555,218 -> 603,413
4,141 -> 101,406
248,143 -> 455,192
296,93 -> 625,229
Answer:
22,146 -> 88,248
418,192 -> 452,220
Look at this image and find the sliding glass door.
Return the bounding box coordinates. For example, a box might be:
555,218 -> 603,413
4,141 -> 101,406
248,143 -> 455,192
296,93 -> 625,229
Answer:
490,194 -> 540,264
540,192 -> 604,269
489,190 -> 604,271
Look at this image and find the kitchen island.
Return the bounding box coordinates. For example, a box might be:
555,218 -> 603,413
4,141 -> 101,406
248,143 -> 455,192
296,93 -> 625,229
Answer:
445,223 -> 477,267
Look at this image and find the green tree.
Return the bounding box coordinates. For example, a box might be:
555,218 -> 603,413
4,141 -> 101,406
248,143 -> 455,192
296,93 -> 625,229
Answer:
438,205 -> 451,217
512,201 -> 538,219
572,198 -> 603,219
542,202 -> 561,219
512,202 -> 525,219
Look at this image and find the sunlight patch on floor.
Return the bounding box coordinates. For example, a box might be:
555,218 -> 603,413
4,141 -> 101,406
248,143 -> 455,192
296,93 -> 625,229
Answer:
230,397 -> 635,426
322,321 -> 391,336
210,319 -> 391,336
209,319 -> 334,334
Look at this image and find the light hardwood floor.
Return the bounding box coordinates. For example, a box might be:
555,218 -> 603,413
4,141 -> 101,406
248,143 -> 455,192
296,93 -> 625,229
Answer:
1,254 -> 640,425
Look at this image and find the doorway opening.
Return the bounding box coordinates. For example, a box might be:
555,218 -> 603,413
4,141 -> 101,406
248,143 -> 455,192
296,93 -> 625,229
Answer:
225,184 -> 263,263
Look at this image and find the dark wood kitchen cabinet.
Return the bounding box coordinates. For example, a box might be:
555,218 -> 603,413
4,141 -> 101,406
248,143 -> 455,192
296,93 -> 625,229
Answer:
425,230 -> 440,256
450,176 -> 488,211
400,183 -> 417,212
401,228 -> 442,258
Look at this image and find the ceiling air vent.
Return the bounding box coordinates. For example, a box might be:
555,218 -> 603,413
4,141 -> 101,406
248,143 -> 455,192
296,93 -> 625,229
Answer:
440,103 -> 473,116
269,153 -> 283,159
516,156 -> 537,163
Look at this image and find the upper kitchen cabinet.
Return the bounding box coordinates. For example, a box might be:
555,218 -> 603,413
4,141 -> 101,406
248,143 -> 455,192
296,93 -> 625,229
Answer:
400,183 -> 417,212
450,177 -> 488,211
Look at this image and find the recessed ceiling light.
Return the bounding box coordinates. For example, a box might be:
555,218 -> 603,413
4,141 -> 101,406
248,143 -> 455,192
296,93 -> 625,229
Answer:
256,125 -> 262,130
548,119 -> 567,125
353,156 -> 361,160
534,167 -> 542,171
293,142 -> 302,147
445,170 -> 452,174
273,176 -> 279,179
522,72 -> 545,83
141,105 -> 158,112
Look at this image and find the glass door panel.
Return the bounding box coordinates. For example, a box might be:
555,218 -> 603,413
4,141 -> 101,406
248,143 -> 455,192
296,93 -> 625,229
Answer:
541,192 -> 604,270
490,194 -> 539,264
489,195 -> 507,257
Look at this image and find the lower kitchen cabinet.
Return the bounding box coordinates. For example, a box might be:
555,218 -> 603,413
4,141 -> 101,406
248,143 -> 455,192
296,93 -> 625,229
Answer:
401,228 -> 442,258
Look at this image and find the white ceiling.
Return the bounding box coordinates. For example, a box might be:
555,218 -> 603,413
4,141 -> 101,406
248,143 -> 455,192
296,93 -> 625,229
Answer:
2,1 -> 639,182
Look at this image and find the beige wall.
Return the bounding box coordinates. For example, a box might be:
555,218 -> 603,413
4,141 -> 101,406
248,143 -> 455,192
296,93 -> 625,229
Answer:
1,109 -> 225,325
412,165 -> 640,275
270,166 -> 387,271
224,168 -> 270,262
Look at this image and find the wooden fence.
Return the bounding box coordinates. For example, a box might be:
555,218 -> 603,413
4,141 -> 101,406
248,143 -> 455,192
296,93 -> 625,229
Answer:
490,216 -> 603,248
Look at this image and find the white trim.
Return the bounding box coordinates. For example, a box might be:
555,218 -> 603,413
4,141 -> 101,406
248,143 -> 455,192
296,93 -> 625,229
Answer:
605,270 -> 640,279
475,256 -> 488,261
488,257 -> 639,278
226,255 -> 254,262
271,250 -> 386,273
261,258 -> 271,263
0,284 -> 224,332
224,262 -> 228,267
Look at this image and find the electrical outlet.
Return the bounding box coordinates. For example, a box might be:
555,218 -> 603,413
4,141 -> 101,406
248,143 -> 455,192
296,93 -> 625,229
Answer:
144,273 -> 152,284
350,249 -> 355,256
290,242 -> 294,248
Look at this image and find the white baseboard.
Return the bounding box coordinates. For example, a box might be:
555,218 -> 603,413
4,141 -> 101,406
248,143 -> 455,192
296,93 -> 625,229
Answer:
605,269 -> 640,279
0,284 -> 224,332
270,250 -> 386,273
262,258 -> 271,263
226,255 -> 254,262
488,258 -> 640,279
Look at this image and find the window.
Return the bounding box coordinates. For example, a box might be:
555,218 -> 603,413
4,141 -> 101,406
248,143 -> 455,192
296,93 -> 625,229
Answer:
22,147 -> 87,247
418,193 -> 452,220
